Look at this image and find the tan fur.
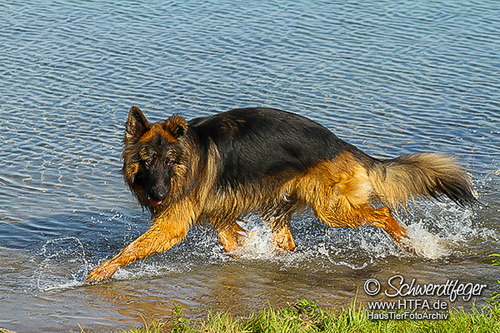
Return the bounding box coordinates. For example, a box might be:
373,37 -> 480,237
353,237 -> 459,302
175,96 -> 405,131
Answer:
283,152 -> 408,246
217,223 -> 248,253
86,199 -> 195,282
368,153 -> 472,210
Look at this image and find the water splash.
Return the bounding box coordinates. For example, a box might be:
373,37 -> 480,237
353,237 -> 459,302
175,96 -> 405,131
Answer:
406,222 -> 450,259
400,200 -> 498,258
235,219 -> 274,260
223,216 -> 401,271
31,199 -> 498,286
34,237 -> 89,291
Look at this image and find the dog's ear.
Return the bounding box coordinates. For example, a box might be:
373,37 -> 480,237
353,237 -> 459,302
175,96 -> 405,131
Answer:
125,106 -> 150,143
164,114 -> 188,140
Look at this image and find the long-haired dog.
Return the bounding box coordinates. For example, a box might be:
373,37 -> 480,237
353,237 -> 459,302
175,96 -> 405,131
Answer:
86,107 -> 476,282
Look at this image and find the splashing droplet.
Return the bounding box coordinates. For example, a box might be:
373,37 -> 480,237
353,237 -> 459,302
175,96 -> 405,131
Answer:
406,222 -> 450,259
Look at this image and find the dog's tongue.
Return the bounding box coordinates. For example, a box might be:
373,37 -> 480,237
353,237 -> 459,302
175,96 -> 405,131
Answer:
148,196 -> 163,206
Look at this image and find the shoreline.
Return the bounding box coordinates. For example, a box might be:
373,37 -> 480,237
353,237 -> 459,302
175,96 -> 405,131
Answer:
111,298 -> 500,333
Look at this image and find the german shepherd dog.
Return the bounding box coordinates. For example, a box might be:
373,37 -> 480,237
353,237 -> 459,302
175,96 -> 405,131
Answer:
86,106 -> 476,283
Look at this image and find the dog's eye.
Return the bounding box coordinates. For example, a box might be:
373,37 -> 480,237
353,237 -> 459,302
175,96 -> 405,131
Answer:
166,160 -> 174,167
144,154 -> 156,167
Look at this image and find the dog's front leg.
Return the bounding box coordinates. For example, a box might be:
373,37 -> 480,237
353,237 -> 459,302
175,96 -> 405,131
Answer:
86,205 -> 194,283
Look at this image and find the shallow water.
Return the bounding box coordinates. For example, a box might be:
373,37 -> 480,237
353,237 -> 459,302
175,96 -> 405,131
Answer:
1,0 -> 499,331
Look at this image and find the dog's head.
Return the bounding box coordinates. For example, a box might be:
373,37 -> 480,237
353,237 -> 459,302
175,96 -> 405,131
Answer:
122,106 -> 189,210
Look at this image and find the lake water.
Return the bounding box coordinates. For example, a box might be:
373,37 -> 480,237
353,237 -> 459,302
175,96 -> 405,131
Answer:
1,0 -> 499,331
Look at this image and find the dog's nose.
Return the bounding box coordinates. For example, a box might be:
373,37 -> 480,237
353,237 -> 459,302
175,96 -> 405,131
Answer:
152,185 -> 168,201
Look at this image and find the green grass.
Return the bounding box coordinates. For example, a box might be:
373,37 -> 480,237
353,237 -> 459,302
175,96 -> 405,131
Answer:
113,299 -> 500,333
490,254 -> 500,305
95,254 -> 500,333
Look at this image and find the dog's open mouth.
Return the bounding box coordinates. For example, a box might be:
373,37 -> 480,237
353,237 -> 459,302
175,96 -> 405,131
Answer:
147,195 -> 163,206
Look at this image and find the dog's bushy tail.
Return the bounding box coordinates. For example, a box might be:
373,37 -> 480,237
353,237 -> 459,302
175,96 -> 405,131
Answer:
368,153 -> 477,209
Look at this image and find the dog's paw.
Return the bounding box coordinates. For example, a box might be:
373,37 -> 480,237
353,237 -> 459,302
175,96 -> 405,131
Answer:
85,260 -> 118,284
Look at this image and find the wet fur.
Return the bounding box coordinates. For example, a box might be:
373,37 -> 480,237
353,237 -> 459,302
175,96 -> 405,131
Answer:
86,107 -> 476,283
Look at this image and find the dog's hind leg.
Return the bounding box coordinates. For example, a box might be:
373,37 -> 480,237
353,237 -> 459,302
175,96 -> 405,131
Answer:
370,206 -> 409,247
314,202 -> 410,250
262,198 -> 297,251
296,155 -> 410,250
271,217 -> 296,251
263,213 -> 295,251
